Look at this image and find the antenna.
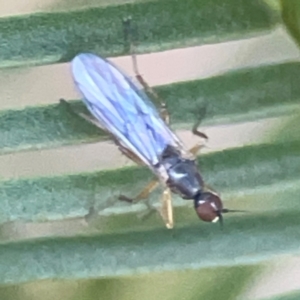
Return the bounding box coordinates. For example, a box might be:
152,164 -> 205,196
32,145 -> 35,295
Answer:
221,208 -> 248,213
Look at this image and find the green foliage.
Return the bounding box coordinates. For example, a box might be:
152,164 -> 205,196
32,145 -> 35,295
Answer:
1,62 -> 300,153
0,211 -> 298,285
0,0 -> 300,299
263,290 -> 300,300
281,0 -> 300,46
0,0 -> 276,67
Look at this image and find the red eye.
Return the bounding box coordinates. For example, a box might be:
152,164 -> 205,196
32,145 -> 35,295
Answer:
195,201 -> 218,222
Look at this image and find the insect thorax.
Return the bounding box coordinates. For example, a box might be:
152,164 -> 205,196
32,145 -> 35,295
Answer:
159,145 -> 204,199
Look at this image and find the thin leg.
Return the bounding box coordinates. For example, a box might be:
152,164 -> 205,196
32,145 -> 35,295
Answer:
189,133 -> 209,157
189,143 -> 206,157
192,118 -> 209,140
122,18 -> 170,124
115,143 -> 145,165
119,180 -> 159,203
160,188 -> 174,229
191,104 -> 209,140
134,65 -> 170,124
119,179 -> 159,226
60,98 -> 106,131
123,16 -> 137,54
135,188 -> 174,229
189,105 -> 209,156
119,180 -> 176,229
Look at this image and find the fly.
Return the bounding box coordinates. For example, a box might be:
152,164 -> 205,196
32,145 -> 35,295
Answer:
61,17 -> 242,229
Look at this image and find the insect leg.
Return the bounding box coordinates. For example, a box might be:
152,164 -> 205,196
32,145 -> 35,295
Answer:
119,180 -> 159,203
189,143 -> 206,157
59,98 -> 106,130
117,143 -> 174,227
116,143 -> 145,166
192,118 -> 209,140
120,183 -> 174,229
160,188 -> 174,229
189,106 -> 209,156
122,17 -> 169,124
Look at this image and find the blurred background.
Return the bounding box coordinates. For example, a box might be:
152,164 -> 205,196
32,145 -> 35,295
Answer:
0,0 -> 300,299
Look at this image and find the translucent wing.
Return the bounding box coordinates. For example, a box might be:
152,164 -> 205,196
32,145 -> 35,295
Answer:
71,53 -> 184,167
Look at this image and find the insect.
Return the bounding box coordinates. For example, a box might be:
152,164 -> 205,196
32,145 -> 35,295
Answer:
62,18 -> 241,229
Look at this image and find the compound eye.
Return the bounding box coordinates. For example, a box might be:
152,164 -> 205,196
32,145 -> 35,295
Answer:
195,201 -> 218,222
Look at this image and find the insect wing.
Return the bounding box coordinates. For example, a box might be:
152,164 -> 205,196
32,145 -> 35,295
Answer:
71,53 -> 183,167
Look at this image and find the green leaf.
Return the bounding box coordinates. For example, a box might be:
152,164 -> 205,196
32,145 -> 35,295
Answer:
262,290 -> 300,300
0,0 -> 299,299
0,0 -> 277,68
1,62 -> 300,154
0,265 -> 259,300
0,211 -> 298,285
1,139 -> 300,227
281,0 -> 300,47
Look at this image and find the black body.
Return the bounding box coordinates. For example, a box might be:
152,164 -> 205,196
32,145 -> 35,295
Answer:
160,145 -> 204,199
